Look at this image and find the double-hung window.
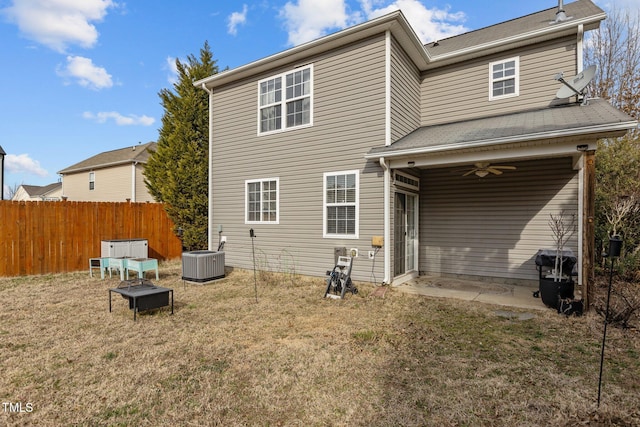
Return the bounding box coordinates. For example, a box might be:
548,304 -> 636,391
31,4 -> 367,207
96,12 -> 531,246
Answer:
246,178 -> 279,224
89,172 -> 95,190
258,65 -> 312,134
489,57 -> 519,100
324,171 -> 359,238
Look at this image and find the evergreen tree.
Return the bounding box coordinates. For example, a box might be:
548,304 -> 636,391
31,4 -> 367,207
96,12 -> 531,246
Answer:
144,41 -> 218,250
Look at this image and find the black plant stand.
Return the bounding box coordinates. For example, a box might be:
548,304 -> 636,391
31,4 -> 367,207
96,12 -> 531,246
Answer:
534,249 -> 577,309
538,277 -> 574,308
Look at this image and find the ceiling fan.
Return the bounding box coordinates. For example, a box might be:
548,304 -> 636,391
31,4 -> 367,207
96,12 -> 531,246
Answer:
460,162 -> 516,177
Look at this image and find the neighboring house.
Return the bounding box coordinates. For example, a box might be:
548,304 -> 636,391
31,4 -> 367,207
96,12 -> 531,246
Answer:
195,1 -> 637,292
58,142 -> 157,202
12,182 -> 63,201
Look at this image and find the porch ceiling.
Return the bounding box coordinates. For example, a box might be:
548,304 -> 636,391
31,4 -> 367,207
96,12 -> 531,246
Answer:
366,99 -> 637,168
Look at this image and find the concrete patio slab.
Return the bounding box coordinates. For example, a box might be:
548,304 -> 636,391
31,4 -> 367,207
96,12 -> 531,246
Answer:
394,275 -> 548,311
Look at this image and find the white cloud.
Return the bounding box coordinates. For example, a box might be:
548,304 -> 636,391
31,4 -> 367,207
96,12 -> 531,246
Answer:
83,111 -> 155,126
228,4 -> 248,36
165,56 -> 179,84
57,55 -> 113,90
362,0 -> 467,43
5,154 -> 48,177
598,0 -> 640,13
280,0 -> 361,46
279,0 -> 467,46
2,0 -> 117,52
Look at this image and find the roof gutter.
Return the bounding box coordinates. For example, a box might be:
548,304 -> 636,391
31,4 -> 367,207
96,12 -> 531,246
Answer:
364,120 -> 638,161
194,11 -> 429,90
425,13 -> 605,68
58,159 -> 146,175
194,7 -> 605,87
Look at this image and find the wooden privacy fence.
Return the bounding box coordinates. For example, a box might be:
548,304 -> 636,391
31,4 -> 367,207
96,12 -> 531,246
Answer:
0,201 -> 183,277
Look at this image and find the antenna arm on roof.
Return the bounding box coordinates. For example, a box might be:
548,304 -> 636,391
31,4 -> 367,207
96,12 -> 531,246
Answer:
556,76 -> 583,97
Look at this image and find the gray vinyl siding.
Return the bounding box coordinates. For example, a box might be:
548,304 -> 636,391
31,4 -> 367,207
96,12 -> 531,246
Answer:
210,35 -> 388,282
390,36 -> 421,143
419,157 -> 579,282
421,36 -> 577,126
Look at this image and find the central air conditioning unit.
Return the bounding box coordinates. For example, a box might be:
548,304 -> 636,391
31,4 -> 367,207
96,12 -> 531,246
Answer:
181,250 -> 225,282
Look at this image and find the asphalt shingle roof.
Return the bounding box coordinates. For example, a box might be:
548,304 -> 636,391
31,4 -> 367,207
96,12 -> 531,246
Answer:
367,99 -> 637,158
21,182 -> 62,197
425,0 -> 605,56
58,142 -> 156,174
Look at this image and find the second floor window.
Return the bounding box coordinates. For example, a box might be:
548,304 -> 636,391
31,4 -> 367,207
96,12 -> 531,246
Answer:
489,57 -> 519,100
89,172 -> 95,190
259,65 -> 312,134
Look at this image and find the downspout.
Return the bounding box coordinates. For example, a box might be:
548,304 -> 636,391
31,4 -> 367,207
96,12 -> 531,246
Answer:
379,157 -> 391,285
201,83 -> 214,251
384,30 -> 391,147
577,24 -> 584,72
379,30 -> 392,286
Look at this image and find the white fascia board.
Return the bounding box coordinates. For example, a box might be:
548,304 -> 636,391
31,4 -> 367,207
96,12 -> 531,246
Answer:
195,11 -> 430,90
424,14 -> 605,70
58,160 -> 138,175
365,120 -> 637,163
194,10 -> 604,87
386,142 -> 586,169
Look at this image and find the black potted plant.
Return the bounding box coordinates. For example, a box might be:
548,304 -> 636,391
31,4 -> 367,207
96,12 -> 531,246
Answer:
539,211 -> 577,308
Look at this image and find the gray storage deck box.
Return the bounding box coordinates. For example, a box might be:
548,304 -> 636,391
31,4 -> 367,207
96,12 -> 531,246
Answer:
101,239 -> 148,258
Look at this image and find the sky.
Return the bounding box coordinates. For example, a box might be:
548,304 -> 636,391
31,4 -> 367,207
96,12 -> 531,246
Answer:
1,0 -> 639,198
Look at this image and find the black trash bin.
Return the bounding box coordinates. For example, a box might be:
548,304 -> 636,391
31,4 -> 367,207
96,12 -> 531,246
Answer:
535,249 -> 577,308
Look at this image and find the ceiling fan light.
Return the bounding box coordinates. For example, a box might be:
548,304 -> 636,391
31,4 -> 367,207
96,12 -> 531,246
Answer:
475,170 -> 489,178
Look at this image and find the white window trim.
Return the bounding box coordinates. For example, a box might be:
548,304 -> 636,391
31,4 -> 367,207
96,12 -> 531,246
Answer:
257,64 -> 314,136
89,171 -> 95,191
489,57 -> 519,101
323,170 -> 359,239
245,177 -> 280,225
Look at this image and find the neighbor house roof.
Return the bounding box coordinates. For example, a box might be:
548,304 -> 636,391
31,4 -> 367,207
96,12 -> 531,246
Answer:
19,182 -> 62,198
365,98 -> 638,161
196,0 -> 605,89
58,142 -> 156,175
